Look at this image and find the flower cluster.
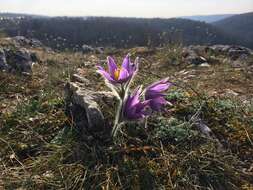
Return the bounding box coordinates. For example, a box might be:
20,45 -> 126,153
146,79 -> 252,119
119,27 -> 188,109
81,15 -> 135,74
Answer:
97,54 -> 172,137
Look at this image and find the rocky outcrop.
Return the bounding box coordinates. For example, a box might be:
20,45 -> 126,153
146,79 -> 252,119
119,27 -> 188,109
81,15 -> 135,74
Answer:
182,46 -> 208,65
82,44 -> 94,53
5,48 -> 35,73
94,47 -> 104,54
209,45 -> 252,60
185,54 -> 207,65
182,45 -> 253,66
65,70 -> 115,137
13,36 -> 43,48
82,44 -> 104,54
0,47 -> 11,71
0,46 -> 39,74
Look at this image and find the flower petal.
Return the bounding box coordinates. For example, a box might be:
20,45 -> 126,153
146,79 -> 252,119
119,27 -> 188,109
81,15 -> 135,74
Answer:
135,100 -> 150,112
118,67 -> 131,83
145,78 -> 172,100
122,54 -> 131,72
131,57 -> 139,73
148,78 -> 170,89
107,56 -> 118,76
129,86 -> 142,107
149,83 -> 170,92
97,68 -> 115,82
149,97 -> 168,111
123,86 -> 150,120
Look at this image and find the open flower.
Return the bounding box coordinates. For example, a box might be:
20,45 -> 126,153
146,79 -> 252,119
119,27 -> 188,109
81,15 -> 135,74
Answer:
123,86 -> 150,120
97,54 -> 137,84
145,78 -> 172,111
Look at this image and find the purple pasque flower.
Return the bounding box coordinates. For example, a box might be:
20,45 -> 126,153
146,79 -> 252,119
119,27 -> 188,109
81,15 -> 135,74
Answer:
145,78 -> 172,111
97,54 -> 137,84
123,86 -> 150,120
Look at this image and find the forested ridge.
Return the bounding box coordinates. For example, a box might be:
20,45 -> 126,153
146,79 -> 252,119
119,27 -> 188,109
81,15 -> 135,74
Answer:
0,16 -> 238,49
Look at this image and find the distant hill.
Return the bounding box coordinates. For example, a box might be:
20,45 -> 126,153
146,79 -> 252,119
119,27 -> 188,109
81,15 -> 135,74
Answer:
213,12 -> 253,48
180,14 -> 235,23
0,16 -> 238,50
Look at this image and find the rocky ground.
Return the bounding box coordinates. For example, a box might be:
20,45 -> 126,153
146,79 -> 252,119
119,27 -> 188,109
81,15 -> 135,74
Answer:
0,37 -> 253,189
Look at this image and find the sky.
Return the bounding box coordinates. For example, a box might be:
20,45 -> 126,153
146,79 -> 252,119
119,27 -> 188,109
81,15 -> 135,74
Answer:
0,0 -> 252,18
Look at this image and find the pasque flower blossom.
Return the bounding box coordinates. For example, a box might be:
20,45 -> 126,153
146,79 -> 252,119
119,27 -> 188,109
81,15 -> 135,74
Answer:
123,87 -> 150,120
97,54 -> 136,84
97,54 -> 172,138
145,78 -> 172,111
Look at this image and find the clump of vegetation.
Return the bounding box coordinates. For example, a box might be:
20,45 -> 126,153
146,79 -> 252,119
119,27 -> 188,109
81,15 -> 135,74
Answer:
156,45 -> 183,67
153,117 -> 197,143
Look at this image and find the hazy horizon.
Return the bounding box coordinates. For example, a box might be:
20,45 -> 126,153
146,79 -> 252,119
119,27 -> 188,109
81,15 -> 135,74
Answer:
0,11 -> 250,19
0,0 -> 252,18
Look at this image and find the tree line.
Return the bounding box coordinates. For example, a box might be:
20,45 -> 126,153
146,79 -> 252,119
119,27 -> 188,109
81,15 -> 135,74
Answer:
1,16 -> 238,50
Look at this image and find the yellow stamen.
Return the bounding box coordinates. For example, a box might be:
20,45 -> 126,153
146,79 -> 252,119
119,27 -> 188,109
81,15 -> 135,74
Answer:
114,69 -> 121,80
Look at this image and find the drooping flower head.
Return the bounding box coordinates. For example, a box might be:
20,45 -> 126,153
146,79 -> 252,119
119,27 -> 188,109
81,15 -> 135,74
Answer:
145,78 -> 172,111
123,86 -> 150,120
97,54 -> 137,84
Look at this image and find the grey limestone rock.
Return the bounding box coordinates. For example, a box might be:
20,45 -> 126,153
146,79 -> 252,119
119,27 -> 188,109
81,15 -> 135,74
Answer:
65,72 -> 115,134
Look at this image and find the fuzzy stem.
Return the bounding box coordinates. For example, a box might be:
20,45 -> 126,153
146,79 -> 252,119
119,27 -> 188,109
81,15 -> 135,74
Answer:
112,99 -> 123,137
111,85 -> 126,138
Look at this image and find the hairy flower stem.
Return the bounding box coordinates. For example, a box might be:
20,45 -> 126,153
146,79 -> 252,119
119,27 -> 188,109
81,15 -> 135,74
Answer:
111,85 -> 126,138
111,100 -> 123,137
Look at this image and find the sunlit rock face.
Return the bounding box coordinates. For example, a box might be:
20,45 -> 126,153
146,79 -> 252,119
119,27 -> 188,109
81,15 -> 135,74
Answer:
65,71 -> 115,137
